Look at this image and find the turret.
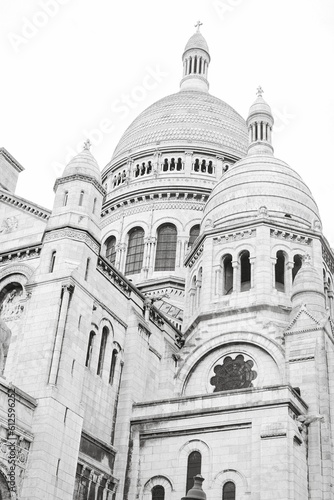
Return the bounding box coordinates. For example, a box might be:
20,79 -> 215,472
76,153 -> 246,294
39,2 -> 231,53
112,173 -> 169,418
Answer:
180,22 -> 210,92
291,254 -> 326,317
247,86 -> 274,156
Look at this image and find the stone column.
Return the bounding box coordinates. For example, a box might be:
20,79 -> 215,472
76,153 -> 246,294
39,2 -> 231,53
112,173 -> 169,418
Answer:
232,261 -> 239,292
286,261 -> 294,296
250,257 -> 256,289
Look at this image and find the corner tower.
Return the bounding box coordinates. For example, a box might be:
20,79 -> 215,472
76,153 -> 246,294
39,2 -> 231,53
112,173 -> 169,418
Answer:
101,27 -> 248,330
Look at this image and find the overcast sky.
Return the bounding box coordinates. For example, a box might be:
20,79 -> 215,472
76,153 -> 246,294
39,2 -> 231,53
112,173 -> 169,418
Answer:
1,0 -> 334,243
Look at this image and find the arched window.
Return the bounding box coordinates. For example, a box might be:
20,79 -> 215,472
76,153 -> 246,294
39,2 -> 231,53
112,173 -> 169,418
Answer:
92,197 -> 97,214
125,227 -> 145,275
240,250 -> 251,291
177,158 -> 183,170
154,224 -> 177,271
152,485 -> 165,500
163,159 -> 169,171
63,191 -> 68,206
85,331 -> 95,368
223,481 -> 236,500
79,190 -> 84,206
97,327 -> 108,376
109,348 -> 118,384
188,225 -> 200,248
50,251 -> 56,273
105,236 -> 117,265
223,254 -> 233,295
84,258 -> 90,281
186,451 -> 202,493
275,250 -> 285,291
292,254 -> 303,281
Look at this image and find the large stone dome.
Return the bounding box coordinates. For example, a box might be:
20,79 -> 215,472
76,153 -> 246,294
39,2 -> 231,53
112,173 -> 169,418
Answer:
111,90 -> 248,162
202,153 -> 321,231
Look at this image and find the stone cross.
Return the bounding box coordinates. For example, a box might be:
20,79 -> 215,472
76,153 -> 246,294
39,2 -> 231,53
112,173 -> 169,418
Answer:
256,85 -> 264,97
195,20 -> 203,32
83,139 -> 91,151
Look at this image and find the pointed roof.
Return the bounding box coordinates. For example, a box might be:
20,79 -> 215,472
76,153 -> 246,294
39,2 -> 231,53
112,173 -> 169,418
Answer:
62,141 -> 101,183
248,87 -> 273,119
184,32 -> 210,55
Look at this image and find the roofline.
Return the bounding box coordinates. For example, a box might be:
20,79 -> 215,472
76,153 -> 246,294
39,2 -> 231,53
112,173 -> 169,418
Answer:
0,147 -> 24,172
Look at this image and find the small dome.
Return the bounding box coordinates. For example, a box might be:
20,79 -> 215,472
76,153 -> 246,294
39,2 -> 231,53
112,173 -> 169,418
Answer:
248,94 -> 273,119
292,259 -> 324,296
184,32 -> 210,55
202,154 -> 321,231
62,147 -> 101,183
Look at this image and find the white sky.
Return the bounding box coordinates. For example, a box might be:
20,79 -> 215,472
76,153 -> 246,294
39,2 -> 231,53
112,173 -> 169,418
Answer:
1,0 -> 334,243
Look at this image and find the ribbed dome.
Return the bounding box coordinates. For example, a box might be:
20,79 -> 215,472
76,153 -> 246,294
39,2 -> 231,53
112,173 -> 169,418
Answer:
184,32 -> 209,54
62,149 -> 101,183
111,91 -> 248,162
248,94 -> 273,119
202,154 -> 321,230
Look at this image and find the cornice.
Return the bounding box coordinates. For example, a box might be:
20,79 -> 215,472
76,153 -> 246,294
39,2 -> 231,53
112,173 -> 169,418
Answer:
0,189 -> 50,220
54,174 -> 106,196
0,244 -> 42,265
0,147 -> 24,172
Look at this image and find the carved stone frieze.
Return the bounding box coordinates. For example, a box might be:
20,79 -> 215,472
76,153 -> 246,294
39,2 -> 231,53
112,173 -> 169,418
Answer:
270,229 -> 312,245
213,228 -> 255,244
44,228 -> 99,254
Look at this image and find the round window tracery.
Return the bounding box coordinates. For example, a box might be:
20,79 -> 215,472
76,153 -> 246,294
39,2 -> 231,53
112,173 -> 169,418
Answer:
210,354 -> 257,392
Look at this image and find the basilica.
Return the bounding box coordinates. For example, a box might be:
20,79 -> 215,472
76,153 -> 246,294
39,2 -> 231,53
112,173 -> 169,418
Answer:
0,26 -> 334,500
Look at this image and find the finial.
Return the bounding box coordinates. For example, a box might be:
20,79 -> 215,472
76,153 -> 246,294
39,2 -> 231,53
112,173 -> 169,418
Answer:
195,20 -> 203,32
256,85 -> 264,97
83,139 -> 92,151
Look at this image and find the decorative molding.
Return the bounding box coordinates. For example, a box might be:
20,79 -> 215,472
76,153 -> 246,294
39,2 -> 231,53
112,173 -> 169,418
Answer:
0,246 -> 41,266
149,346 -> 162,360
54,174 -> 106,196
322,243 -> 334,275
44,228 -> 99,254
138,323 -> 151,338
0,191 -> 50,220
0,147 -> 24,172
288,356 -> 315,363
270,229 -> 312,245
213,229 -> 255,244
97,258 -> 131,297
188,243 -> 204,269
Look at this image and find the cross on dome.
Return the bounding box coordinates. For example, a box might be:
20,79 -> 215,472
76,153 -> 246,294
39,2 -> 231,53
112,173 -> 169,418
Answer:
83,139 -> 92,151
256,86 -> 264,97
195,20 -> 203,32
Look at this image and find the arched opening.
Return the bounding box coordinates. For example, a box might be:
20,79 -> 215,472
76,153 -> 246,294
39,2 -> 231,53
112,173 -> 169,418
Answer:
97,327 -> 109,376
163,159 -> 169,171
208,160 -> 213,174
222,481 -> 236,500
84,257 -> 90,281
105,236 -> 117,266
154,224 -> 177,271
92,197 -> 97,214
275,250 -> 285,292
186,451 -> 202,493
50,251 -> 56,273
152,485 -> 165,500
177,158 -> 183,171
125,227 -> 145,275
194,159 -> 200,172
63,191 -> 68,206
0,471 -> 11,500
240,251 -> 251,291
188,225 -> 200,248
109,348 -> 118,385
292,254 -> 303,282
223,254 -> 233,295
79,190 -> 84,206
85,331 -> 95,368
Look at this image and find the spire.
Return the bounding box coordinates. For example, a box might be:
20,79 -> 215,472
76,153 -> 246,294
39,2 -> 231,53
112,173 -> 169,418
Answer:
180,25 -> 210,92
246,87 -> 274,156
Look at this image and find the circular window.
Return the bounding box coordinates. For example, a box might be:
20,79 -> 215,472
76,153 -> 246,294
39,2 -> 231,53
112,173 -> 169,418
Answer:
210,354 -> 257,392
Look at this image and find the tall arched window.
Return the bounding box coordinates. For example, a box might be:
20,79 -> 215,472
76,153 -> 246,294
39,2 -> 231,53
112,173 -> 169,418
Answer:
223,481 -> 236,500
292,254 -> 303,281
63,191 -> 68,206
188,225 -> 200,248
275,250 -> 285,292
50,251 -> 56,273
240,250 -> 251,291
109,348 -> 118,385
223,254 -> 233,295
79,190 -> 84,206
152,486 -> 165,500
186,451 -> 202,494
85,331 -> 95,368
97,327 -> 109,376
125,227 -> 145,275
105,236 -> 117,265
154,224 -> 177,271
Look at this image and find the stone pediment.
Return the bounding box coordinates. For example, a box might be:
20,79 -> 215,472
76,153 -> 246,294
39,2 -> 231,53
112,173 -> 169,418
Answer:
285,304 -> 322,335
0,189 -> 50,222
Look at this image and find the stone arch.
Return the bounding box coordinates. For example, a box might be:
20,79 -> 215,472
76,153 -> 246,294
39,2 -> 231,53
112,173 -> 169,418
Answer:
178,439 -> 212,486
175,331 -> 285,396
0,469 -> 11,500
213,246 -> 236,264
142,475 -> 174,500
99,317 -> 114,336
151,216 -> 184,235
212,468 -> 249,498
0,263 -> 35,283
121,221 -> 148,244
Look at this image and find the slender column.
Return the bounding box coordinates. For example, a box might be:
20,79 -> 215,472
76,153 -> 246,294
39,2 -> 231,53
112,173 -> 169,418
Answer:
262,121 -> 266,141
257,121 -> 261,141
250,257 -> 256,289
286,261 -> 294,296
215,268 -> 222,296
232,261 -> 239,292
271,257 -> 277,289
248,127 -> 252,142
48,284 -> 74,385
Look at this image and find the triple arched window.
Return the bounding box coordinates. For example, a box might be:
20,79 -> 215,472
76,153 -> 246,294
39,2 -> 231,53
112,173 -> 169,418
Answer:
154,224 -> 177,271
125,227 -> 145,275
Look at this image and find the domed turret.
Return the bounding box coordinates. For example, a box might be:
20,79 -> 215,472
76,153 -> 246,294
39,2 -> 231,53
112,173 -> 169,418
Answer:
202,89 -> 321,232
291,254 -> 326,316
62,140 -> 101,183
180,22 -> 211,93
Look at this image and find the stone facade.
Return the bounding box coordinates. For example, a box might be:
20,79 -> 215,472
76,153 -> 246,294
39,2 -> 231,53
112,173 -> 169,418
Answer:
0,29 -> 334,500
